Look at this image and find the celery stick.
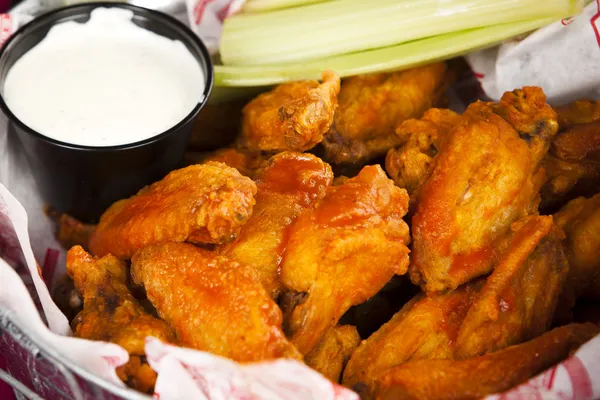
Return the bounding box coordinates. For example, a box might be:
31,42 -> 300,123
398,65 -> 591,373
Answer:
242,0 -> 330,13
215,17 -> 555,87
220,0 -> 582,65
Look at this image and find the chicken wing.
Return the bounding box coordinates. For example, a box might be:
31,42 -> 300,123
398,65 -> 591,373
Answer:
454,216 -> 568,359
541,121 -> 600,212
131,242 -> 302,362
220,152 -> 333,298
89,163 -> 257,259
554,193 -> 600,305
375,323 -> 599,400
239,70 -> 340,152
280,165 -> 411,355
342,281 -> 483,400
47,209 -> 96,250
305,325 -> 360,383
410,87 -> 558,293
66,245 -> 176,393
320,63 -> 452,165
184,147 -> 269,179
555,99 -> 600,130
385,108 -> 460,195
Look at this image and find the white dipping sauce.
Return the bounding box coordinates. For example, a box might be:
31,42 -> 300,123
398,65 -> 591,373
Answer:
3,8 -> 205,147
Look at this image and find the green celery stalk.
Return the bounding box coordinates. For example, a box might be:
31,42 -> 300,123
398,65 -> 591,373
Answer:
220,0 -> 582,65
215,17 -> 555,87
242,0 -> 330,13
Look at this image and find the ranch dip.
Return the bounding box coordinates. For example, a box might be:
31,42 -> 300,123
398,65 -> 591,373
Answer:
3,7 -> 205,147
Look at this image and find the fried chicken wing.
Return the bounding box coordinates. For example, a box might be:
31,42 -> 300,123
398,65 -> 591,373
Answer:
375,323 -> 600,400
184,147 -> 269,179
131,242 -> 302,362
342,282 -> 483,400
305,325 -> 360,383
239,70 -> 340,152
554,193 -> 600,304
321,63 -> 452,165
89,163 -> 257,259
385,108 -> 460,195
410,87 -> 558,293
454,216 -> 568,359
541,121 -> 600,212
555,99 -> 600,130
47,209 -> 96,250
281,165 -> 411,355
220,152 -> 333,298
66,246 -> 176,393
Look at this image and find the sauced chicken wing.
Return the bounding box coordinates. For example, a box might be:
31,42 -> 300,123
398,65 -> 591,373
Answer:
131,242 -> 302,362
89,163 -> 257,259
555,99 -> 600,130
342,282 -> 483,400
305,325 -> 360,383
554,193 -> 600,304
385,108 -> 461,195
66,246 -> 176,393
220,152 -> 333,298
454,216 -> 568,359
321,63 -> 451,165
375,323 -> 599,400
541,121 -> 600,212
184,147 -> 269,179
410,87 -> 558,293
239,71 -> 340,152
280,165 -> 411,355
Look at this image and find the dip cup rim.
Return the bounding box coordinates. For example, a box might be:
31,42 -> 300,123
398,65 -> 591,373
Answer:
0,1 -> 214,152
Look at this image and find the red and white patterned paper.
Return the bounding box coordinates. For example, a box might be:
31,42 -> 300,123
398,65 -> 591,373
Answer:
146,338 -> 358,400
466,1 -> 600,105
186,0 -> 245,53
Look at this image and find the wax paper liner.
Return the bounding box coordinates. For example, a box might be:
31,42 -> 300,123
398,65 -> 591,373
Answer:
466,1 -> 600,105
1,0 -> 600,398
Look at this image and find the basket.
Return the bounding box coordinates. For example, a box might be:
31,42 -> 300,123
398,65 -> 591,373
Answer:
0,307 -> 148,400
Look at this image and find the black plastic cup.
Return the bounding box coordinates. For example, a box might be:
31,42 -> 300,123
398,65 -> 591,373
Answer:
0,2 -> 213,223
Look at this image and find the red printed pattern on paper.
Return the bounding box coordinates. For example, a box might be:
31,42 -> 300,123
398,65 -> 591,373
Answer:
193,0 -> 217,25
193,0 -> 234,25
216,2 -> 231,22
0,14 -> 11,46
41,248 -> 59,286
563,356 -> 593,399
590,0 -> 600,47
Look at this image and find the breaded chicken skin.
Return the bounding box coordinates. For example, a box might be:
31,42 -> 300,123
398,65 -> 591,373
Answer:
131,242 -> 302,362
89,163 -> 257,259
240,70 -> 340,152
